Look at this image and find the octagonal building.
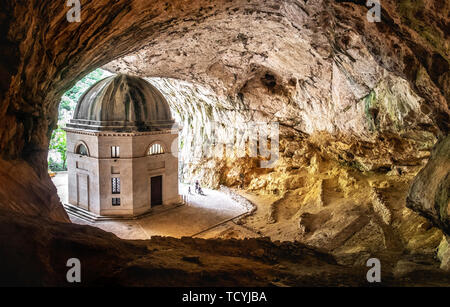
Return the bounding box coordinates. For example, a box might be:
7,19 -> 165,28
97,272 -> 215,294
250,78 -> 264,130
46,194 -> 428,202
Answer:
65,74 -> 180,217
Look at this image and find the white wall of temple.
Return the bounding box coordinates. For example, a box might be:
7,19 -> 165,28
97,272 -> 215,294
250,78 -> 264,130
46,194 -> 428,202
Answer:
66,129 -> 180,216
97,134 -> 134,215
131,133 -> 180,215
66,131 -> 101,214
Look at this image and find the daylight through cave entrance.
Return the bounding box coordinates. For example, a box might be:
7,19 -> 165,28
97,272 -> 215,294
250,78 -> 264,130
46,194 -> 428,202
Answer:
49,68 -> 256,239
1,0 -> 449,287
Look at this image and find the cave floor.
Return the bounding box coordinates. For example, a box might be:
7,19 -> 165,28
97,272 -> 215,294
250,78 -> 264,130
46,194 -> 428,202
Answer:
50,174 -> 450,286
52,173 -> 247,239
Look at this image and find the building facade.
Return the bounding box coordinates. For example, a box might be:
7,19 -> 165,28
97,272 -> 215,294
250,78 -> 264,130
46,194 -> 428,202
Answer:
65,74 -> 180,217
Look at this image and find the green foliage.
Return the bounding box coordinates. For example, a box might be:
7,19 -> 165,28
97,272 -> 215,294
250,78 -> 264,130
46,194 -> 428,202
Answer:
48,68 -> 113,171
48,157 -> 66,172
49,127 -> 67,170
58,68 -> 113,122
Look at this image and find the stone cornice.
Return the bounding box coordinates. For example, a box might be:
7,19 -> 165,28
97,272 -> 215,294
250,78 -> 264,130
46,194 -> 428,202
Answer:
63,127 -> 178,137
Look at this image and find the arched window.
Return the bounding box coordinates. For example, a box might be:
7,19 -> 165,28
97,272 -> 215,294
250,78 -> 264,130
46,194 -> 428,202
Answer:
148,143 -> 164,156
76,143 -> 89,156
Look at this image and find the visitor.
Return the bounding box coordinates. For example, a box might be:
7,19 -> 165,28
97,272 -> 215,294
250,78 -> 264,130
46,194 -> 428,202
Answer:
198,186 -> 205,196
195,180 -> 200,194
239,173 -> 245,189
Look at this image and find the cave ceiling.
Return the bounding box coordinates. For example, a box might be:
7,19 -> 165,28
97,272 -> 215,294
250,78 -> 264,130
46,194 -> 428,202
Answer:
0,0 -> 449,286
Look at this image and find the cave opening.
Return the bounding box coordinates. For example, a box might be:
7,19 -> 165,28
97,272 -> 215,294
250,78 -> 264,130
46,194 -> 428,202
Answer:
1,0 -> 449,287
48,68 -> 259,239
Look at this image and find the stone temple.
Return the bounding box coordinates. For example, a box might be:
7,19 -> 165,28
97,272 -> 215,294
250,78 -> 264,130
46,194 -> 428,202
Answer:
2,0 -> 450,287
65,74 -> 180,217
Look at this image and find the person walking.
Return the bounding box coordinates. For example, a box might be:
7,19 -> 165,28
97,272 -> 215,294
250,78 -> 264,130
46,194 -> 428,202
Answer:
195,180 -> 200,194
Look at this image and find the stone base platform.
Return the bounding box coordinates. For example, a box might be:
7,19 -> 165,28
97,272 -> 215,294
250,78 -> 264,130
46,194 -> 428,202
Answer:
63,202 -> 184,222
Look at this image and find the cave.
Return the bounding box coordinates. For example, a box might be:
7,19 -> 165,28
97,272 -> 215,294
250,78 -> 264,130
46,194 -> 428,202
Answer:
0,0 -> 449,288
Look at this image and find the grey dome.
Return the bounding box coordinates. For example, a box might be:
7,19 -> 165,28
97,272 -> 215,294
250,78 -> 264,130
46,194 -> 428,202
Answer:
67,74 -> 174,131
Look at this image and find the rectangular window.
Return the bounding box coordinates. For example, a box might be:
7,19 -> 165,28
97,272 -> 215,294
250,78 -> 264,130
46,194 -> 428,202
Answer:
111,146 -> 120,158
112,198 -> 121,206
112,177 -> 120,194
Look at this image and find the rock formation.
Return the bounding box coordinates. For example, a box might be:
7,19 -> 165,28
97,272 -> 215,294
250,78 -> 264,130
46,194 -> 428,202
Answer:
0,0 -> 448,285
407,136 -> 450,236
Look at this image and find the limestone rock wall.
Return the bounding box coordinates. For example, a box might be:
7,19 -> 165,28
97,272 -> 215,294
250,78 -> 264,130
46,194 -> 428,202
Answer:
0,0 -> 448,221
0,0 -> 449,284
107,0 -> 449,137
407,135 -> 450,236
104,0 -> 449,197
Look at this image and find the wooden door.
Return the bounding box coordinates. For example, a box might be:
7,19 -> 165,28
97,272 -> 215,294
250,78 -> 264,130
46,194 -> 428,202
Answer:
151,176 -> 163,206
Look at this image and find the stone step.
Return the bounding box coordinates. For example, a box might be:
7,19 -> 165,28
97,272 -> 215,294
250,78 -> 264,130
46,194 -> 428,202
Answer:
63,202 -> 184,222
63,204 -> 104,222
